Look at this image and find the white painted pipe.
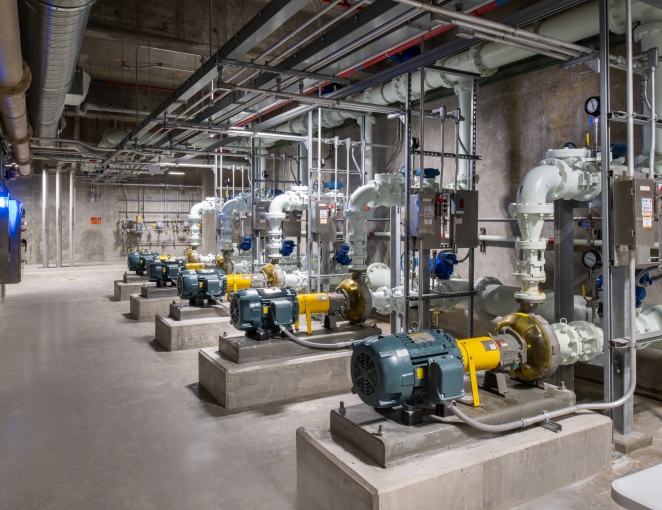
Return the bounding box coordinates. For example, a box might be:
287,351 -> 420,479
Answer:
453,83 -> 472,190
0,0 -> 33,177
219,193 -> 251,252
55,166 -> 62,267
364,115 -> 374,181
42,168 -> 48,268
265,186 -> 308,261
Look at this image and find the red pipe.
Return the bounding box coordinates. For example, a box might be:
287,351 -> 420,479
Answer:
319,0 -> 362,10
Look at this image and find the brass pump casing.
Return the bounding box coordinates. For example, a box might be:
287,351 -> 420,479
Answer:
494,312 -> 560,382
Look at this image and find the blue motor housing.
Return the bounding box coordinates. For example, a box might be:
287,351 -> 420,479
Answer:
280,239 -> 296,257
148,259 -> 185,287
239,236 -> 252,252
335,244 -> 352,266
350,330 -> 465,409
414,167 -> 441,179
431,253 -> 457,280
230,287 -> 300,340
177,268 -> 227,305
128,251 -> 159,275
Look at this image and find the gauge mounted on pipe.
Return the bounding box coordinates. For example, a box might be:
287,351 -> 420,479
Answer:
584,96 -> 600,116
581,248 -> 602,269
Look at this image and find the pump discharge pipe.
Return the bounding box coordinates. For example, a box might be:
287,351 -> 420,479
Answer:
265,186 -> 308,263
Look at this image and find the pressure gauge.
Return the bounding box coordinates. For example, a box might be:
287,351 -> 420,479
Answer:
584,96 -> 600,116
581,248 -> 602,269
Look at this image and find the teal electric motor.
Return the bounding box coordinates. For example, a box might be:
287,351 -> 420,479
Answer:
230,287 -> 299,340
351,330 -> 465,410
177,269 -> 227,306
128,251 -> 159,275
148,259 -> 185,287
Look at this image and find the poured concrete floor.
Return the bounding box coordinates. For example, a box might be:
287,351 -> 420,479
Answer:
1,264 -> 662,510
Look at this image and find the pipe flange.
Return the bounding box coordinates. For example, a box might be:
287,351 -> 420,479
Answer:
13,151 -> 33,167
634,22 -> 662,42
429,58 -> 457,89
0,62 -> 31,97
608,0 -> 627,34
6,125 -> 33,147
472,43 -> 498,77
473,276 -> 502,321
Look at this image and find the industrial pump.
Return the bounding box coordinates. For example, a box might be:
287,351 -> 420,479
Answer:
127,251 -> 160,276
148,258 -> 185,287
230,278 -> 372,340
350,313 -> 559,418
177,268 -> 227,306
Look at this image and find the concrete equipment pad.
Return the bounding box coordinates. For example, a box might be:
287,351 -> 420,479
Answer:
297,411 -> 612,510
199,347 -> 352,409
122,273 -> 147,283
330,383 -> 575,467
140,285 -> 178,298
113,280 -> 154,301
219,323 -> 382,364
130,295 -> 178,322
155,314 -> 234,351
169,302 -> 230,321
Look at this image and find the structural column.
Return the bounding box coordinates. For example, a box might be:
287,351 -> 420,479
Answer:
69,168 -> 75,267
55,165 -> 62,267
42,167 -> 49,268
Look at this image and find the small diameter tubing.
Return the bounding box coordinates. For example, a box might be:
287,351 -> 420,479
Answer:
278,325 -> 353,350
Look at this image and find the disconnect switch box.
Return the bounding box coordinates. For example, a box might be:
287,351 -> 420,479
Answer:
614,175 -> 657,266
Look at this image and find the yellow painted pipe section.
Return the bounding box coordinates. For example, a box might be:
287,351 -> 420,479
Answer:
226,274 -> 252,300
295,293 -> 331,335
457,337 -> 501,408
158,255 -> 171,260
186,263 -> 205,270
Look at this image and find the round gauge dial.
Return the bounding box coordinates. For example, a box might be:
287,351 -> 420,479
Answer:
581,248 -> 602,269
584,96 -> 600,116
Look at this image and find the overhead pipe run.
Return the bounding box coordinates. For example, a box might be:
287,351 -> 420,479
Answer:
0,0 -> 33,177
19,0 -> 97,139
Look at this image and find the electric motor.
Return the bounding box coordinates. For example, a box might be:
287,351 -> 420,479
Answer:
177,268 -> 227,304
128,251 -> 159,275
351,330 -> 466,408
230,287 -> 299,339
148,259 -> 185,287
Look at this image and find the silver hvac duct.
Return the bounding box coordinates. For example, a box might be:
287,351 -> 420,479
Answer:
19,0 -> 96,139
0,0 -> 33,177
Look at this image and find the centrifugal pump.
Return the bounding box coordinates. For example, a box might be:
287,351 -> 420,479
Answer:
230,278 -> 372,340
127,251 -> 159,275
177,269 -> 227,306
350,313 -> 561,414
148,258 -> 185,287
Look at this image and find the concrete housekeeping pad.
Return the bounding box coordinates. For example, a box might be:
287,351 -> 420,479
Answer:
155,314 -> 235,351
122,273 -> 146,283
198,324 -> 382,409
297,408 -> 612,510
113,280 -> 153,301
130,295 -> 180,322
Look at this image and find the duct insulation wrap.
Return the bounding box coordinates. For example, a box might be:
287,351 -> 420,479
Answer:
19,0 -> 96,138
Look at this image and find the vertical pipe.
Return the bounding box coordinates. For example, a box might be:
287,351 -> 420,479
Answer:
346,141 -> 350,237
250,139 -> 256,273
317,105 -> 322,294
307,111 -> 313,294
42,168 -> 49,268
467,79 -> 477,337
599,0 -> 613,410
69,168 -> 75,267
360,115 -> 366,186
55,166 -> 61,267
418,56 -> 430,330
403,72 -> 411,332
649,66 -> 656,179
365,116 -> 374,181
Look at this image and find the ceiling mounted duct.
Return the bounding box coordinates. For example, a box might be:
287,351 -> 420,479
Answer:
19,0 -> 97,139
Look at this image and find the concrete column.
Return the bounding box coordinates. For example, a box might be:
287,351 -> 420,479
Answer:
69,168 -> 75,267
55,166 -> 62,267
553,199 -> 575,390
42,168 -> 49,268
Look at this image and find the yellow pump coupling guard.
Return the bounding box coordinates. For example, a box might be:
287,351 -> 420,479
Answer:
295,293 -> 331,335
457,337 -> 501,407
186,263 -> 205,270
225,274 -> 252,300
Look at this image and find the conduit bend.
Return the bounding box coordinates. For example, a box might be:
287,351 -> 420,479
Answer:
265,186 -> 308,262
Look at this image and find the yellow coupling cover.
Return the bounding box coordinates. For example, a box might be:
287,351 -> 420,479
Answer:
296,293 -> 331,335
226,274 -> 252,299
186,263 -> 205,270
456,336 -> 501,408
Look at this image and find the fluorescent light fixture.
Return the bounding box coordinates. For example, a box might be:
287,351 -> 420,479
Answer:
168,171 -> 185,175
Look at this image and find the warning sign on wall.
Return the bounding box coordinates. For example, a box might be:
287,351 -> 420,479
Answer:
90,217 -> 102,225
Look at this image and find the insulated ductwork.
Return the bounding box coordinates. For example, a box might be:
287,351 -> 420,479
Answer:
19,0 -> 97,139
265,186 -> 308,262
0,0 -> 33,177
509,148 -> 602,304
346,173 -> 404,272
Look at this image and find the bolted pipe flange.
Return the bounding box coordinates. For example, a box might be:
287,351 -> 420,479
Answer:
473,276 -> 503,321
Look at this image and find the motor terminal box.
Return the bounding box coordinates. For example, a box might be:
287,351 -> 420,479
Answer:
283,210 -> 303,237
614,174 -> 658,266
252,201 -> 270,233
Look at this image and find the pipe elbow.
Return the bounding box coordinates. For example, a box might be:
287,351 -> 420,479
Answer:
349,181 -> 379,212
516,164 -> 563,205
